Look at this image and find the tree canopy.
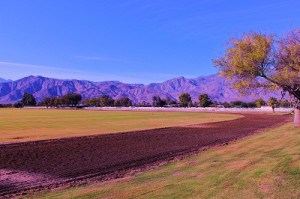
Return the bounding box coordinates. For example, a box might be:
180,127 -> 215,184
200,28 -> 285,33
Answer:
214,29 -> 300,109
198,94 -> 213,107
152,96 -> 162,107
62,93 -> 82,107
114,97 -> 132,107
152,96 -> 168,107
21,93 -> 36,106
268,97 -> 278,108
179,93 -> 192,107
255,98 -> 266,108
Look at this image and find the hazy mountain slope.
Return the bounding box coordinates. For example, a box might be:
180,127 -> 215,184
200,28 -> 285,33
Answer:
0,74 -> 282,104
0,78 -> 9,83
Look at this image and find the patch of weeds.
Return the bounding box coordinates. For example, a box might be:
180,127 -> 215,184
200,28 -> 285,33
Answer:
272,156 -> 292,174
289,168 -> 300,176
252,168 -> 266,178
288,167 -> 300,186
70,191 -> 102,199
264,149 -> 284,158
234,179 -> 249,189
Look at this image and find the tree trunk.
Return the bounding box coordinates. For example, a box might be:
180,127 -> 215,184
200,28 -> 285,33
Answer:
294,108 -> 300,127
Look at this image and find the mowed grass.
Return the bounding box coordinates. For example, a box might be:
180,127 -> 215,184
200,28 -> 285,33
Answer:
0,108 -> 240,143
32,122 -> 300,199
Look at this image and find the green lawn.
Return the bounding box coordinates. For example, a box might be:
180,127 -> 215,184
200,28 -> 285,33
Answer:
32,122 -> 300,199
0,108 -> 240,143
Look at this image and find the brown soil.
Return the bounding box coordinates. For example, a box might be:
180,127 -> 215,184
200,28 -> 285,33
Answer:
0,113 -> 291,198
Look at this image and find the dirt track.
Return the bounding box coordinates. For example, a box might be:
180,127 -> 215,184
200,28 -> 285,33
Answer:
0,113 -> 291,197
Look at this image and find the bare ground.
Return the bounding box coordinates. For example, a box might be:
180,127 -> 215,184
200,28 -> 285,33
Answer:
0,113 -> 291,198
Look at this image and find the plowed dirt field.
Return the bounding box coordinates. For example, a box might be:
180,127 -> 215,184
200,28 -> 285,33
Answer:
0,113 -> 291,197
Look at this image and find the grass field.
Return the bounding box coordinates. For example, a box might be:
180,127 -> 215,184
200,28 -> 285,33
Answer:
31,121 -> 300,199
0,108 -> 241,143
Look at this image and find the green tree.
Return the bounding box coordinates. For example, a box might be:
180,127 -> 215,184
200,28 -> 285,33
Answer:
230,101 -> 248,108
49,97 -> 62,108
62,93 -> 82,107
84,98 -> 98,107
164,97 -> 173,106
278,99 -> 291,108
221,102 -> 231,108
99,95 -> 114,107
84,96 -> 114,107
21,93 -> 36,106
247,102 -> 257,108
268,97 -> 278,113
41,97 -> 51,108
198,94 -> 213,107
214,29 -> 300,127
114,97 -> 132,107
14,102 -> 23,108
152,96 -> 167,107
152,96 -> 162,107
255,98 -> 266,108
179,93 -> 192,107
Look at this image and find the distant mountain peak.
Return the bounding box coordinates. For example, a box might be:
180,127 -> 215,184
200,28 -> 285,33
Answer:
0,74 -> 282,104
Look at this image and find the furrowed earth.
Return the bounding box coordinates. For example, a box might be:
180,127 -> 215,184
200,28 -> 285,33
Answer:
0,111 -> 291,198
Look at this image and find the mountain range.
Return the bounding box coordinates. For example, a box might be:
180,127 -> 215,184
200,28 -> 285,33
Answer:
0,74 -> 282,104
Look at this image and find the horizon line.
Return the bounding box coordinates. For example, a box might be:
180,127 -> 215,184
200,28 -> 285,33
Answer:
0,73 -> 221,85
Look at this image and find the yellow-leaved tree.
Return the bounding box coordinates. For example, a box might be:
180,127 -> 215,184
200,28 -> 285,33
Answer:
214,29 -> 300,127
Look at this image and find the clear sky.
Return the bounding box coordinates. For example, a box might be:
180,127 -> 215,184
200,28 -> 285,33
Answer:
0,0 -> 299,84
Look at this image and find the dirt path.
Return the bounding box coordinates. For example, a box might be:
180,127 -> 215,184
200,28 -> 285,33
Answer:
0,113 -> 291,197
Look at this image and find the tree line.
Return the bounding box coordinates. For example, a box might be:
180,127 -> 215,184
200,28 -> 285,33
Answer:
151,93 -> 290,109
39,94 -> 133,108
0,92 -> 291,109
2,92 -> 133,108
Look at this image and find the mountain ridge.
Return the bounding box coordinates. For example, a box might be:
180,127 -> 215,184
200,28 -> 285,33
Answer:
0,74 -> 282,104
0,78 -> 9,83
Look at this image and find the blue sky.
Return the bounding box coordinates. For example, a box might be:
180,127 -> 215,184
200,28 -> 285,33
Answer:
0,0 -> 299,84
